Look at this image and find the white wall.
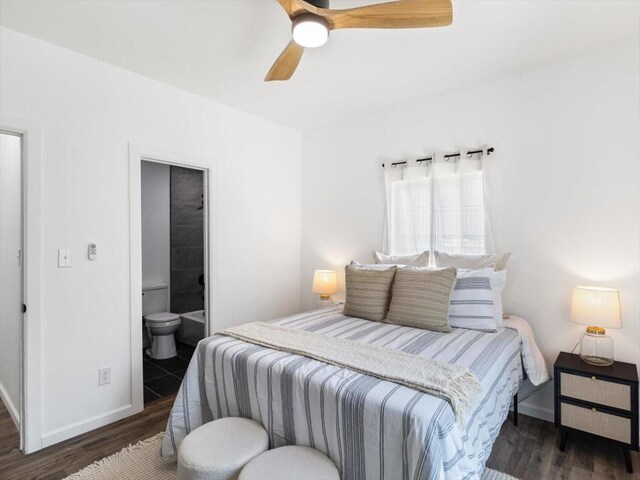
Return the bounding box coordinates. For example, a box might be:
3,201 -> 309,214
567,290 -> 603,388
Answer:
0,27 -> 302,446
0,132 -> 22,426
302,39 -> 640,421
141,161 -> 170,293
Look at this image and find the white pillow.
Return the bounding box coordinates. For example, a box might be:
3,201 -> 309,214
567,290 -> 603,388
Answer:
449,267 -> 497,332
373,251 -> 429,267
434,251 -> 511,271
491,269 -> 507,326
350,260 -> 406,270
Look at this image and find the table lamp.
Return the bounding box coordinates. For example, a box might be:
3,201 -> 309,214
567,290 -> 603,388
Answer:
571,286 -> 621,366
312,270 -> 337,307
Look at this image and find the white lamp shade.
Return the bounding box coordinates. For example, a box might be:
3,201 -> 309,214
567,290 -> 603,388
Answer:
312,270 -> 337,294
571,286 -> 621,328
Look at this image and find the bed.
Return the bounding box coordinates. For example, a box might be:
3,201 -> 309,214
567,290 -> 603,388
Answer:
162,305 -> 545,480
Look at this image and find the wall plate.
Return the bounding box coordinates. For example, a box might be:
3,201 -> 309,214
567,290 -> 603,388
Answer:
58,249 -> 72,268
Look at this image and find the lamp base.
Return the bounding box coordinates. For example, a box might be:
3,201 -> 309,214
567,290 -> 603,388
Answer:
316,295 -> 334,309
579,326 -> 614,367
580,355 -> 614,367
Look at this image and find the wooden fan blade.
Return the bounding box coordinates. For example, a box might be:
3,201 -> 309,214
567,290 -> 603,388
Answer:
322,0 -> 453,30
265,40 -> 305,82
276,0 -> 309,18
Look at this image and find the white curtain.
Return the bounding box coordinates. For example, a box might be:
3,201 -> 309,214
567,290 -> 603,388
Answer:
384,162 -> 432,256
384,148 -> 494,256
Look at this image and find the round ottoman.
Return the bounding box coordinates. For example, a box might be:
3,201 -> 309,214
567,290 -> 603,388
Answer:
177,417 -> 269,480
238,446 -> 340,480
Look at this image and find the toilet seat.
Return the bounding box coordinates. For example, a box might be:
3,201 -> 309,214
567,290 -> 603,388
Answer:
145,312 -> 181,326
145,312 -> 180,322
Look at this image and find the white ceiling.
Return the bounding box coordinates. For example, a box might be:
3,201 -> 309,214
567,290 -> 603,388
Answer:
1,0 -> 638,131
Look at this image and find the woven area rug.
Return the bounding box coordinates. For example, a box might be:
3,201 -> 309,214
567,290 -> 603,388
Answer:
64,432 -> 519,480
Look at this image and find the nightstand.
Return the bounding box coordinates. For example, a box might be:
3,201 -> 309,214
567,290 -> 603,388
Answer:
554,352 -> 639,473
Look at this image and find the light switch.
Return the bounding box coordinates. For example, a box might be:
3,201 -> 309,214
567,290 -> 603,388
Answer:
58,249 -> 72,268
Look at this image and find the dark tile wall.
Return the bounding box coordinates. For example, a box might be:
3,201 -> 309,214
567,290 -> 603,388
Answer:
170,166 -> 204,314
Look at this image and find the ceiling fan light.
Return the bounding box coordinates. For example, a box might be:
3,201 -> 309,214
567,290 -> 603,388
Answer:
292,14 -> 329,48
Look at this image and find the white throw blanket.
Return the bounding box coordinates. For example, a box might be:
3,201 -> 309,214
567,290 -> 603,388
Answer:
221,321 -> 483,421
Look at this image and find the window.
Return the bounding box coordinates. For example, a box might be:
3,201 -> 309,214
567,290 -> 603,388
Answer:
384,153 -> 493,256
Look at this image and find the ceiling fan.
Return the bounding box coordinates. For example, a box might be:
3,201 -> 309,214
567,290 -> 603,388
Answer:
266,0 -> 453,82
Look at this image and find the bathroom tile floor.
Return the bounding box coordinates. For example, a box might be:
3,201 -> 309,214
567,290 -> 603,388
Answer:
143,341 -> 196,403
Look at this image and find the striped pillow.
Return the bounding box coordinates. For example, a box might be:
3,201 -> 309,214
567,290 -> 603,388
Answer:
449,267 -> 497,332
385,267 -> 457,332
343,264 -> 397,321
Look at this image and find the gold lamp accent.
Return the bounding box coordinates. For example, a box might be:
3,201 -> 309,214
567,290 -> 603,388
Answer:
571,286 -> 621,366
312,270 -> 337,302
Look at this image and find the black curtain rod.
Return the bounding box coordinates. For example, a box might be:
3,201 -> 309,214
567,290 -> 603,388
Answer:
381,147 -> 494,168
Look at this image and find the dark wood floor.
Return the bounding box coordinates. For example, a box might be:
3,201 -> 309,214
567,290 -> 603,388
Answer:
0,394 -> 177,480
1,397 -> 637,479
486,414 -> 639,479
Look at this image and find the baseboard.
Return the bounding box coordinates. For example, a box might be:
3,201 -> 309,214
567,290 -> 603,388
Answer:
517,402 -> 554,423
0,381 -> 20,429
41,404 -> 134,448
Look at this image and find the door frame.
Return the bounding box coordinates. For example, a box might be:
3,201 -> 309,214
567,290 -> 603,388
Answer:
0,115 -> 43,454
0,129 -> 23,429
128,144 -> 215,414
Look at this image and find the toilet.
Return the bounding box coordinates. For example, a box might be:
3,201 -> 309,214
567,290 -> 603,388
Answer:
142,285 -> 181,360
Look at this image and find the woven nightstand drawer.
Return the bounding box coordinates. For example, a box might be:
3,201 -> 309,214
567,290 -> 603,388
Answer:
555,353 -> 639,473
560,402 -> 631,444
560,372 -> 631,410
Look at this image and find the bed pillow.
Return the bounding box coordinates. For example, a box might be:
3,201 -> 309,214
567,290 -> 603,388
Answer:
343,264 -> 397,321
386,267 -> 457,333
457,266 -> 507,326
434,251 -> 511,271
350,260 -> 405,270
373,251 -> 429,267
491,269 -> 507,326
449,267 -> 497,332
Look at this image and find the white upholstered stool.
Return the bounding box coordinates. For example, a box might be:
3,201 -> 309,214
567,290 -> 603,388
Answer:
177,417 -> 269,480
238,445 -> 340,480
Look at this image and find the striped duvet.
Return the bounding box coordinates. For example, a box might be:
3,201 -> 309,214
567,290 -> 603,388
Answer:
162,306 -> 523,480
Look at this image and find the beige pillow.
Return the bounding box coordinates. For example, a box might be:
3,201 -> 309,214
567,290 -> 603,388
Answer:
342,264 -> 397,321
373,251 -> 429,267
386,267 -> 457,332
434,251 -> 511,271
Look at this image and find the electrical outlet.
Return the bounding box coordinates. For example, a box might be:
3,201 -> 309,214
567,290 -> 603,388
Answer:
98,367 -> 111,386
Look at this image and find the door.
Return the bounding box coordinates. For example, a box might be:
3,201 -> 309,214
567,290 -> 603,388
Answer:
0,131 -> 23,431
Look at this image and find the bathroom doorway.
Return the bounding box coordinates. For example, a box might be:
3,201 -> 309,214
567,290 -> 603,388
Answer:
131,149 -> 212,409
0,116 -> 42,454
0,131 -> 24,442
